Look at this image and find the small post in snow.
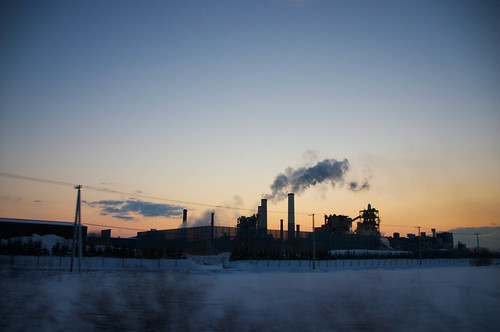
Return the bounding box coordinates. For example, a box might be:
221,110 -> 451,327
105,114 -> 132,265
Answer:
309,213 -> 316,270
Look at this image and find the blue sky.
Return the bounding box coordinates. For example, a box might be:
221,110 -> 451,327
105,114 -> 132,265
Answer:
1,0 -> 499,249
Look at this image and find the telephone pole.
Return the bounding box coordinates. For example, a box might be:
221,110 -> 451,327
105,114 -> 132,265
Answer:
70,185 -> 83,273
417,226 -> 422,265
473,233 -> 480,251
309,213 -> 316,270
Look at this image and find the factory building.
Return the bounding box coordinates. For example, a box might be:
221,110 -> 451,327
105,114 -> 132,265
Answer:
354,204 -> 380,236
0,218 -> 87,241
320,214 -> 354,234
317,204 -> 380,237
388,230 -> 454,252
135,197 -> 387,256
1,198 -> 455,258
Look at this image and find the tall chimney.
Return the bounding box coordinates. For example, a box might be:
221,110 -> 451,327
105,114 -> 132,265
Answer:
211,212 -> 215,239
183,209 -> 187,224
296,224 -> 300,239
288,193 -> 295,241
257,205 -> 261,230
260,198 -> 267,231
280,219 -> 284,243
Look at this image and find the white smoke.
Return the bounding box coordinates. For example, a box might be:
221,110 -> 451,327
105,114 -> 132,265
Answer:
265,158 -> 369,202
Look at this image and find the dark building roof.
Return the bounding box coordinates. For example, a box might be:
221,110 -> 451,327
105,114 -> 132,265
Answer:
0,217 -> 75,227
0,217 -> 87,240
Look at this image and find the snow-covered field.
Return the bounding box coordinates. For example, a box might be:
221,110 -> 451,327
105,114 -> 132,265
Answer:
1,256 -> 499,331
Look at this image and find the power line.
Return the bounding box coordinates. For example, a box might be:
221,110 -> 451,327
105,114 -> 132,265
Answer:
382,224 -> 418,228
0,172 -> 76,188
84,222 -> 149,232
0,171 -> 309,215
473,233 -> 480,249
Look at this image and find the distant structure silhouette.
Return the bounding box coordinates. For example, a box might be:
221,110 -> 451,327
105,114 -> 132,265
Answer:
0,196 -> 454,259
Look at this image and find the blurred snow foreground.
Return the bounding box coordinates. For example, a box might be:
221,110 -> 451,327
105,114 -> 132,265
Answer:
1,257 -> 499,332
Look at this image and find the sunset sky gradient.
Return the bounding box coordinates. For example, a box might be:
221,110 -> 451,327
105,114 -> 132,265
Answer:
1,0 -> 499,248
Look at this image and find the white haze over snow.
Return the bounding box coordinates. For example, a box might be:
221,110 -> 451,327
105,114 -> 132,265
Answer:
1,256 -> 500,331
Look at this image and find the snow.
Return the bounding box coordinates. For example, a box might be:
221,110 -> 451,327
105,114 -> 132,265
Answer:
185,253 -> 231,266
330,249 -> 410,256
1,234 -> 70,251
1,256 -> 499,331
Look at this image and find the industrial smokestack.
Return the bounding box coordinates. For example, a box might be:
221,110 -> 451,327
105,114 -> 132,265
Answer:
260,199 -> 267,231
280,219 -> 284,243
257,205 -> 261,229
296,224 -> 300,239
183,209 -> 187,224
288,193 -> 295,241
211,212 -> 215,239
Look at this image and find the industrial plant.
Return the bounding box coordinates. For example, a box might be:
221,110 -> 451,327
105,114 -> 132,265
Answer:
132,193 -> 453,258
1,193 -> 455,259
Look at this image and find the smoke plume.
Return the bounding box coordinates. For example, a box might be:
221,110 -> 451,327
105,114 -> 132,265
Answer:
265,158 -> 368,201
349,181 -> 370,192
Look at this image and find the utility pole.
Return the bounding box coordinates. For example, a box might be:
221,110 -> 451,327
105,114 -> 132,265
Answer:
417,226 -> 422,265
71,185 -> 83,273
473,233 -> 480,251
309,213 -> 316,270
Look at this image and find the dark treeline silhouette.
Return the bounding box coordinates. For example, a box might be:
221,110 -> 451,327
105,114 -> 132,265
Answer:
1,238 -> 499,264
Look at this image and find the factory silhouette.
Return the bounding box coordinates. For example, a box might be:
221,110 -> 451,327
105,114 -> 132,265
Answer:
0,160 -> 456,259
130,193 -> 453,259
0,192 -> 455,259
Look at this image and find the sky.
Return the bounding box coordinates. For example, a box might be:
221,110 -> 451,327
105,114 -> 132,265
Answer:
1,0 -> 499,249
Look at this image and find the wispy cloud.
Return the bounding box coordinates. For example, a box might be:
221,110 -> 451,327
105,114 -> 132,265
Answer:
1,196 -> 22,202
85,199 -> 184,221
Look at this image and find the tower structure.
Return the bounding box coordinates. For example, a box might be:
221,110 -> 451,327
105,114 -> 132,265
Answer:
288,193 -> 295,241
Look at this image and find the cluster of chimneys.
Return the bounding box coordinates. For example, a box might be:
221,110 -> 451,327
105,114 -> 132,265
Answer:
256,193 -> 296,241
181,193 -> 297,238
